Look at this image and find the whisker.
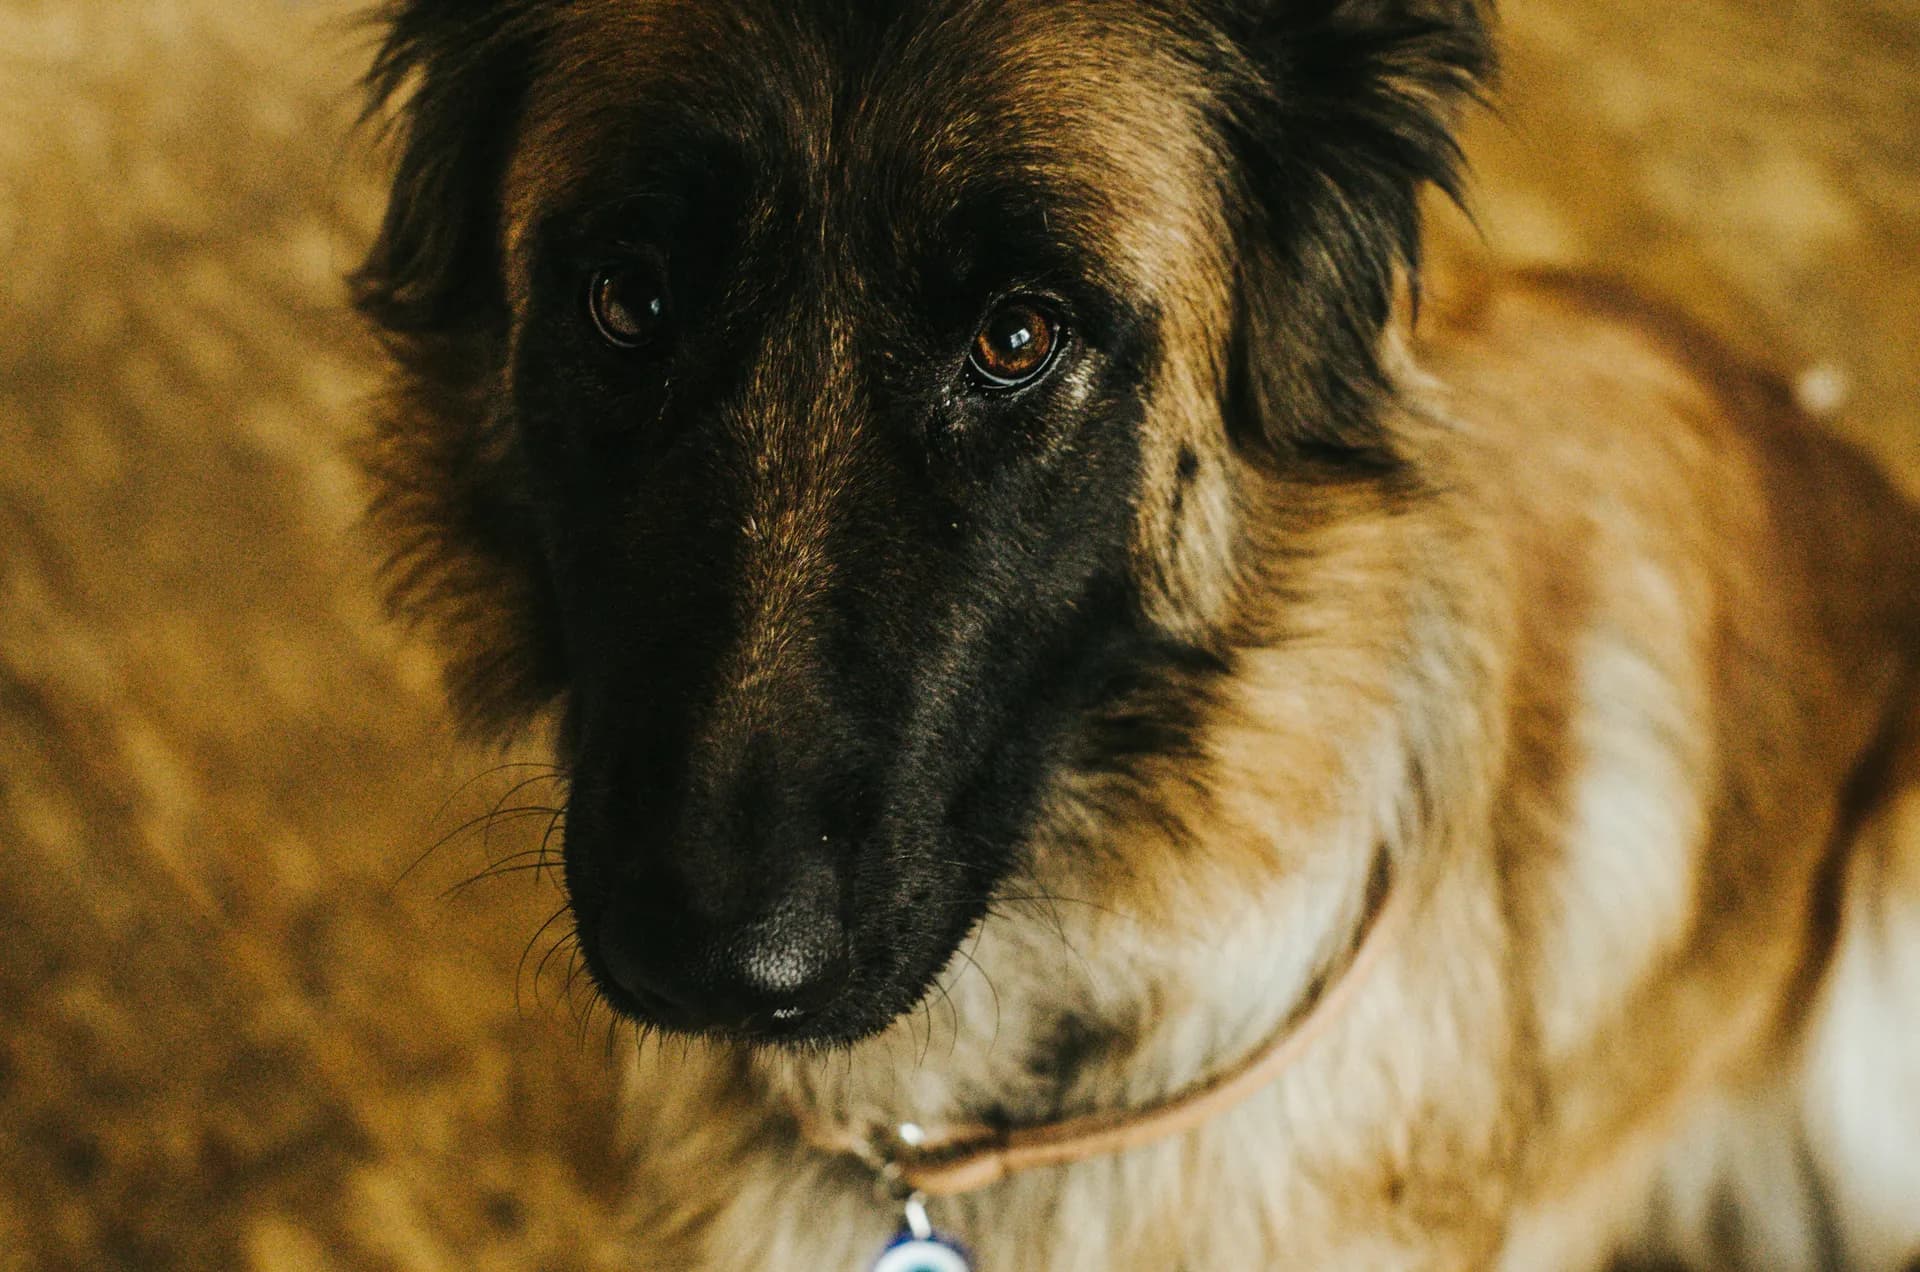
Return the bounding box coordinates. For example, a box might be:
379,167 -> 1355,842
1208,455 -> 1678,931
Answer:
571,956 -> 610,1054
517,901 -> 574,1018
391,804 -> 567,892
536,928 -> 579,1003
916,994 -> 936,1068
396,763 -> 564,889
424,761 -> 562,834
535,808 -> 568,886
479,771 -> 570,854
926,972 -> 959,1064
948,932 -> 1001,1051
563,941 -> 596,1031
994,891 -> 1131,923
438,857 -> 560,902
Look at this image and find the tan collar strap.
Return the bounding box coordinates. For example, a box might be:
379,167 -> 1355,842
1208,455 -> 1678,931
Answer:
798,850 -> 1408,1200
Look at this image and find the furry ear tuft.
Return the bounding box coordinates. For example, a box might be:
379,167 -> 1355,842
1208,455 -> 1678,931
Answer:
351,1 -> 548,336
352,2 -> 568,733
1217,0 -> 1495,471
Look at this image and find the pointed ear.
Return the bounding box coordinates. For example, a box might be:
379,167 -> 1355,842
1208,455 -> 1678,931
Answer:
1216,0 -> 1494,471
351,2 -> 543,337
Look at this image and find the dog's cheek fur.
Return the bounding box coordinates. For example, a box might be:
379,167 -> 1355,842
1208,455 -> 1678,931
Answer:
1118,0 -> 1495,681
357,352 -> 566,732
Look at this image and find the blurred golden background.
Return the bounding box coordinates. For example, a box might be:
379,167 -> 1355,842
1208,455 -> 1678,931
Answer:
0,1 -> 1914,1267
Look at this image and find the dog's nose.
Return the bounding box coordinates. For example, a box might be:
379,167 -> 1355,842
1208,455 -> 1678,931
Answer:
593,867 -> 851,1033
578,691 -> 866,1032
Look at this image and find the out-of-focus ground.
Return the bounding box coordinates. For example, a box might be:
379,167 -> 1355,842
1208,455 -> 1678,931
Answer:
0,1 -> 1913,1267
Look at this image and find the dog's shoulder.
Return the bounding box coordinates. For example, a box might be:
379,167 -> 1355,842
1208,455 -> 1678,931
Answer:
1412,267 -> 1920,655
1415,266 -> 1801,454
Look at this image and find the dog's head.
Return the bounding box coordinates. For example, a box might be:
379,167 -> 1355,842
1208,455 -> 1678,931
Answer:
355,0 -> 1489,1044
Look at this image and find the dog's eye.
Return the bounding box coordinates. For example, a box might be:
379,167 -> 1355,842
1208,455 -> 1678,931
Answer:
967,300 -> 1062,390
587,263 -> 670,349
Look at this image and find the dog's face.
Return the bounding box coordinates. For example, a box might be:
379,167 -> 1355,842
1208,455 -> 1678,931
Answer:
356,0 -> 1488,1044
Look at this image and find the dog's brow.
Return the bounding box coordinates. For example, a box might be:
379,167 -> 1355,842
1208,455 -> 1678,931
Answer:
933,178 -> 1116,284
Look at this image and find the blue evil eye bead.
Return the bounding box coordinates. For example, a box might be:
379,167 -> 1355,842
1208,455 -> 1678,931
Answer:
870,1232 -> 972,1272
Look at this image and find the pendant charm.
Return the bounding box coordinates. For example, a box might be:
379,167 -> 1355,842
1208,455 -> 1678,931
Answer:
871,1232 -> 972,1272
869,1194 -> 972,1272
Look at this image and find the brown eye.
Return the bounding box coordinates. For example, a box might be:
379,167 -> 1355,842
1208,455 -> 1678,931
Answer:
587,263 -> 670,349
967,300 -> 1061,389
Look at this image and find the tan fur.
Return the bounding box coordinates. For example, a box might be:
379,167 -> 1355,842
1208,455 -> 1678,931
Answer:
604,272 -> 1920,1269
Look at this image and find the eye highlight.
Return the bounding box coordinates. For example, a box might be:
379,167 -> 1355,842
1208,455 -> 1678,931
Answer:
587,262 -> 670,349
967,299 -> 1062,390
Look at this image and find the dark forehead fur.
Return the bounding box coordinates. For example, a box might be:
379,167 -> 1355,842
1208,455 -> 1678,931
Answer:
503,5 -> 1207,340
352,0 -> 1492,728
514,3 -> 1217,186
358,0 -> 1492,340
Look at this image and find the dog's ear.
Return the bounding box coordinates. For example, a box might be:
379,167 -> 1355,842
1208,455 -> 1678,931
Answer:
1216,0 -> 1494,471
351,1 -> 542,337
351,3 -> 569,733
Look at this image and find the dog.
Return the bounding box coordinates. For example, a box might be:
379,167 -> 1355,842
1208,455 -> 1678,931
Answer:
350,0 -> 1920,1266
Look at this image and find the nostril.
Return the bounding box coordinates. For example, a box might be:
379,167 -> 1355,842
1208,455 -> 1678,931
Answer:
591,891 -> 850,1032
725,909 -> 850,1015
